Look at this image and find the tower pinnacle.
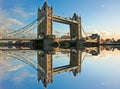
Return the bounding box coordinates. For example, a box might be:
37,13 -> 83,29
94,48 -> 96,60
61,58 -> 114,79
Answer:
44,0 -> 47,3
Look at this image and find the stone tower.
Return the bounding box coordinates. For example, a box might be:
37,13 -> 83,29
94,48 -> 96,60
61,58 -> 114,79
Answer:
37,2 -> 53,38
70,13 -> 82,40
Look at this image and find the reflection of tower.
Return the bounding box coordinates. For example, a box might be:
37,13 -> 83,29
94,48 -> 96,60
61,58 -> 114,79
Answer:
37,52 -> 53,87
0,33 -> 2,39
0,50 -> 2,59
70,50 -> 82,76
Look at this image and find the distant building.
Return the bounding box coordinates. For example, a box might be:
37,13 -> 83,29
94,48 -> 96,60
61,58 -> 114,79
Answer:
60,35 -> 70,39
116,39 -> 120,43
0,50 -> 2,60
0,34 -> 2,39
104,39 -> 112,44
85,34 -> 100,43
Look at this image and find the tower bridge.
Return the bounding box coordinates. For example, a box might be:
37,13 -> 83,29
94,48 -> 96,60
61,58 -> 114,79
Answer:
0,2 -> 100,50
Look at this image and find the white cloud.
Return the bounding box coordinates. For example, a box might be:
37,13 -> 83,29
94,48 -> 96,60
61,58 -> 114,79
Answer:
8,65 -> 24,72
0,17 -> 24,34
8,18 -> 24,26
13,71 -> 36,82
100,49 -> 120,57
0,17 -> 24,26
0,24 -> 11,31
0,53 -> 24,72
0,6 -> 36,33
13,7 -> 35,19
0,8 -> 24,32
0,54 -> 35,83
99,32 -> 120,40
0,56 -> 25,81
0,64 -> 24,75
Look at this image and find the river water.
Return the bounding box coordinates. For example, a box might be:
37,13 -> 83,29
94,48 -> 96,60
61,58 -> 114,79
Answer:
0,46 -> 120,89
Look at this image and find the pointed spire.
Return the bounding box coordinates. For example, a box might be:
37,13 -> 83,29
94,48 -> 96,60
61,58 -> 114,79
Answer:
43,0 -> 48,8
44,0 -> 47,3
44,0 -> 48,5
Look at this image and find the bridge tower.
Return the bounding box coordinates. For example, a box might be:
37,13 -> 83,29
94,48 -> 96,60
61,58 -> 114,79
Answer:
70,13 -> 82,40
37,2 -> 53,38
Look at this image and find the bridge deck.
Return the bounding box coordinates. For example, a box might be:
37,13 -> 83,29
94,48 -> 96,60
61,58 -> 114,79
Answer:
53,15 -> 78,24
53,65 -> 78,75
0,38 -> 36,41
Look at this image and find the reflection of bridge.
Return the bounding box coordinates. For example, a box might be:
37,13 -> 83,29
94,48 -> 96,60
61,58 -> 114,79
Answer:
37,46 -> 100,87
0,49 -> 83,88
37,50 -> 82,87
0,45 -> 100,88
5,43 -> 120,88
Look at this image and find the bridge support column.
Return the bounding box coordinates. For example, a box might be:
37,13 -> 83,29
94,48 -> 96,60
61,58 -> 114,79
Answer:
70,13 -> 82,49
70,50 -> 82,76
37,52 -> 53,87
38,2 -> 57,51
70,13 -> 82,40
37,2 -> 53,38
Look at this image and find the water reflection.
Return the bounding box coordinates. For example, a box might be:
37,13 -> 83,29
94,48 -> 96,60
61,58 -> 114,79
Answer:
0,45 -> 120,88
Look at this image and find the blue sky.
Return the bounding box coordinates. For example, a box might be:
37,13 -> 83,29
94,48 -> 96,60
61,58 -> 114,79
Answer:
0,0 -> 120,34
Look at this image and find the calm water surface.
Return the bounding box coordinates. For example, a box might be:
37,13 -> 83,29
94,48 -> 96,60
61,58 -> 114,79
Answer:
0,48 -> 120,89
